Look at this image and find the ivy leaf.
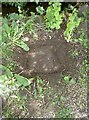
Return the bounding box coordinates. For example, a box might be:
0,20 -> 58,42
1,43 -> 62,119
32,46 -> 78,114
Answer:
3,23 -> 10,35
15,74 -> 29,87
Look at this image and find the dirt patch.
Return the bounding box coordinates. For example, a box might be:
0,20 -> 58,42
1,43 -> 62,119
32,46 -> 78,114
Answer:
12,25 -> 87,118
13,28 -> 77,85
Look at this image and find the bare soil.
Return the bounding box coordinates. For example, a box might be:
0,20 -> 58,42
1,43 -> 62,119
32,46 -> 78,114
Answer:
11,24 -> 87,118
13,28 -> 77,85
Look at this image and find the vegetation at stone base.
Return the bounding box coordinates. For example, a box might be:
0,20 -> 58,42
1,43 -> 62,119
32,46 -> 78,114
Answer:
1,9 -> 41,68
2,13 -> 30,51
78,59 -> 89,87
1,14 -> 28,68
64,4 -> 89,49
1,2 -> 88,118
0,64 -> 50,117
63,4 -> 88,88
2,91 -> 28,118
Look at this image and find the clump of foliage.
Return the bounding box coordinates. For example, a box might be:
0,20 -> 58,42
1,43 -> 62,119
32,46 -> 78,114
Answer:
76,29 -> 88,49
36,6 -> 44,15
64,4 -> 88,88
2,14 -> 29,55
63,75 -> 76,84
0,65 -> 30,96
64,4 -> 89,49
3,2 -> 27,8
64,8 -> 81,42
1,10 -> 44,117
3,93 -> 27,118
56,107 -> 73,118
0,64 -> 50,117
45,2 -> 64,29
78,59 -> 89,87
25,12 -> 36,34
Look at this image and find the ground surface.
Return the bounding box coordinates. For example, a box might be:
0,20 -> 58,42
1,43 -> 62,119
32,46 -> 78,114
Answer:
10,23 -> 88,118
14,28 -> 76,84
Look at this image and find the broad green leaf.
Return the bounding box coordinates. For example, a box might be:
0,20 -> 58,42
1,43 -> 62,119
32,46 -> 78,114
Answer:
0,65 -> 13,78
3,17 -> 8,25
64,76 -> 70,83
15,74 -> 29,87
9,13 -> 19,20
38,86 -> 43,94
36,6 -> 44,15
11,20 -> 17,30
3,23 -> 10,35
0,75 -> 8,81
70,78 -> 76,84
49,2 -> 52,5
28,78 -> 34,84
15,40 -> 30,51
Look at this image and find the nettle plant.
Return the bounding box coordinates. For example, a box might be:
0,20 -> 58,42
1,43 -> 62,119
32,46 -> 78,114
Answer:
45,2 -> 64,30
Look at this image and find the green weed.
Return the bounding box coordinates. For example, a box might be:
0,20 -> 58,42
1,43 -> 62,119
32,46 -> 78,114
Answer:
36,6 -> 44,15
75,29 -> 88,49
29,76 -> 50,99
56,107 -> 73,118
2,15 -> 29,52
78,60 -> 88,87
45,2 -> 64,30
3,2 -> 27,9
63,75 -> 76,84
3,91 -> 28,118
25,12 -> 36,34
64,8 -> 81,42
